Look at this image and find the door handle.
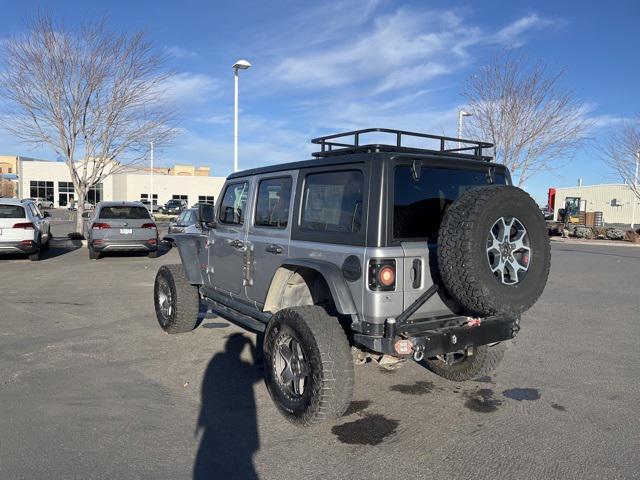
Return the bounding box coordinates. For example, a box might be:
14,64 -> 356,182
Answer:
229,239 -> 245,249
266,244 -> 283,254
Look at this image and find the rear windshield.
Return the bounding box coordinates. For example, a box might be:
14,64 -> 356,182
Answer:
99,206 -> 151,220
393,166 -> 506,242
0,205 -> 26,218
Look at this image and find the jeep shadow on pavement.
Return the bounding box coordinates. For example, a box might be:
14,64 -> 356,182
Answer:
153,128 -> 551,426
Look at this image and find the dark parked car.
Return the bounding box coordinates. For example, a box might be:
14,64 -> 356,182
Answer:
159,199 -> 187,215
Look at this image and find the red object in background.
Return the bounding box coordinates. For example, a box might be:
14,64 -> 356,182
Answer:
548,188 -> 556,211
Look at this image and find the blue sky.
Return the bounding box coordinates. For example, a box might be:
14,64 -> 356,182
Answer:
0,0 -> 638,203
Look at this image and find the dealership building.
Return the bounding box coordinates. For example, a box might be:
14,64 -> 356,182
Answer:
4,156 -> 226,208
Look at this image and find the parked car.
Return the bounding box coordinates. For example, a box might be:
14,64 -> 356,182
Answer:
153,128 -> 551,425
159,199 -> 187,215
140,199 -> 161,213
68,201 -> 94,211
0,198 -> 51,261
84,201 -> 159,259
164,208 -> 201,243
191,200 -> 214,209
25,197 -> 54,209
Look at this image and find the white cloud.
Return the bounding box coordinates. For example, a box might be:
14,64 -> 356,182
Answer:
372,63 -> 452,95
164,45 -> 200,59
160,73 -> 222,104
494,13 -> 557,46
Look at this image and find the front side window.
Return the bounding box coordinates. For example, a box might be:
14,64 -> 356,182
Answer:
255,177 -> 292,229
219,181 -> 249,225
393,166 -> 506,242
301,170 -> 363,233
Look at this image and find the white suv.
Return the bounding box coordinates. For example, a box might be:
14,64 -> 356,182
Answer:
0,198 -> 51,261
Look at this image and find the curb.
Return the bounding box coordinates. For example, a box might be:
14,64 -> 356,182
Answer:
550,237 -> 640,248
50,238 -> 86,248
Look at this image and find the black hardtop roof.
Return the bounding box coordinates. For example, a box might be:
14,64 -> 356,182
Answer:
228,128 -> 498,181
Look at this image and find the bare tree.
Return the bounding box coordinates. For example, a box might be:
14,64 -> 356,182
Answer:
601,117 -> 640,200
0,14 -> 174,232
462,54 -> 589,186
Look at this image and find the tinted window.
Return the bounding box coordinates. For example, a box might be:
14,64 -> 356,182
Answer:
99,206 -> 151,219
393,166 -> 506,241
255,177 -> 292,228
0,205 -> 25,218
219,182 -> 249,225
301,170 -> 363,233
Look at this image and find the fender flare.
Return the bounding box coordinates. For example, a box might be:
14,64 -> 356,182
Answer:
173,233 -> 208,285
278,258 -> 358,315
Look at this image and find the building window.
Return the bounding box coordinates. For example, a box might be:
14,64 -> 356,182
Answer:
58,181 -> 75,207
8,168 -> 11,174
30,181 -> 55,202
140,193 -> 158,205
172,194 -> 188,202
198,195 -> 215,205
87,183 -> 103,205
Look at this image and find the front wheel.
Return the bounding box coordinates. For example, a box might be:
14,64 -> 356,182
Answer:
263,306 -> 354,426
424,343 -> 506,382
154,264 -> 201,333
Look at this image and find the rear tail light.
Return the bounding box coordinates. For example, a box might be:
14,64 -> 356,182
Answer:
92,222 -> 111,230
19,240 -> 34,245
13,222 -> 34,229
141,223 -> 157,229
368,259 -> 396,291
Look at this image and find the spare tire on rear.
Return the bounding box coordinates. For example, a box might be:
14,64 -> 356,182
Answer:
437,185 -> 550,317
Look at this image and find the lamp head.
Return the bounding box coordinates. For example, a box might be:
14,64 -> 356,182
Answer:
233,59 -> 252,70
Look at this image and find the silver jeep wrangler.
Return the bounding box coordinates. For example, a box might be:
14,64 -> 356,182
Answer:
153,128 -> 551,426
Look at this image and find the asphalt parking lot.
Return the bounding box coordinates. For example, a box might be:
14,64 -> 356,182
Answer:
1,241 -> 638,480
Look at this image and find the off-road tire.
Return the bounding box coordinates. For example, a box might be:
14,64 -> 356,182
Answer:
154,264 -> 201,334
425,343 -> 506,382
438,185 -> 551,317
89,246 -> 101,260
264,306 -> 354,426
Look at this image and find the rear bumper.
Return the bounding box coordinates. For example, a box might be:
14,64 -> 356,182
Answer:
353,315 -> 520,357
0,240 -> 38,254
91,239 -> 157,252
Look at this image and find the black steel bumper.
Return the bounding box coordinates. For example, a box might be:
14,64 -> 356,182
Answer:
353,315 -> 520,357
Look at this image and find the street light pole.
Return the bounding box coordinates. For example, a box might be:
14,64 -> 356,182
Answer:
150,141 -> 154,210
631,149 -> 639,229
232,59 -> 251,173
457,110 -> 472,150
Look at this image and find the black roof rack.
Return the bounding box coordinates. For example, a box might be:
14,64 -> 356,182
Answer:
311,128 -> 493,161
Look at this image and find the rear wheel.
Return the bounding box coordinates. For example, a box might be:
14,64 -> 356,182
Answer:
263,306 -> 354,426
28,237 -> 41,261
154,264 -> 201,333
424,343 -> 505,382
89,246 -> 101,260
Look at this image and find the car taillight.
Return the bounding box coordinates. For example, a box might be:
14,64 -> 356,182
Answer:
141,223 -> 157,229
369,259 -> 396,291
92,222 -> 111,230
13,222 -> 34,229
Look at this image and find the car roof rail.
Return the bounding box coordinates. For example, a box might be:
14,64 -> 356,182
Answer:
311,128 -> 494,161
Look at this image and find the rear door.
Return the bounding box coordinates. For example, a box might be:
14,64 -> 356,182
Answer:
245,171 -> 296,307
209,179 -> 252,296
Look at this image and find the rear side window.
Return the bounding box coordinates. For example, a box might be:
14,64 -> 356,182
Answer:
393,166 -> 506,242
301,170 -> 363,233
99,206 -> 151,219
255,177 -> 292,229
219,181 -> 249,225
0,205 -> 25,218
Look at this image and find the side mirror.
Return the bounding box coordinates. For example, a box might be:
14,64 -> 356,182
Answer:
81,211 -> 91,219
198,204 -> 216,228
42,211 -> 50,218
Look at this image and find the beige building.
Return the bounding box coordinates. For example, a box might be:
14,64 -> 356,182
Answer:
552,183 -> 639,226
15,158 -> 225,208
0,155 -> 18,175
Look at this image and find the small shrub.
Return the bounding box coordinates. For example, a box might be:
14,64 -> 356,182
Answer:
573,226 -> 594,239
625,230 -> 640,244
605,228 -> 625,240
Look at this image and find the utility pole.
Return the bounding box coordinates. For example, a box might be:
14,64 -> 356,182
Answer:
631,149 -> 639,229
150,141 -> 154,211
